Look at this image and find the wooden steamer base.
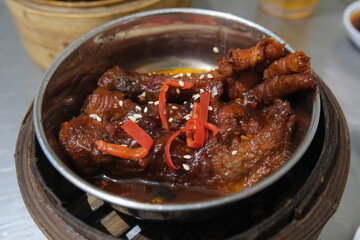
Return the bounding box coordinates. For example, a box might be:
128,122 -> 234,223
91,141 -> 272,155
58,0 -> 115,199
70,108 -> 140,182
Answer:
15,80 -> 350,240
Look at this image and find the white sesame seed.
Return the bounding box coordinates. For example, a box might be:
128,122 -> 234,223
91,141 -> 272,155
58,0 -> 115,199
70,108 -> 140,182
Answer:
173,73 -> 184,78
179,80 -> 185,87
213,46 -> 219,53
154,101 -> 159,105
207,73 -> 213,79
168,118 -> 173,123
199,74 -> 205,79
182,164 -> 190,171
190,103 -> 193,108
119,100 -> 123,107
89,114 -> 102,122
135,106 -> 141,111
231,150 -> 238,156
208,106 -> 213,111
183,101 -> 188,104
186,73 -> 191,77
139,92 -> 146,97
184,114 -> 191,120
144,107 -> 148,113
148,101 -> 154,104
120,144 -> 128,147
199,89 -> 205,94
176,88 -> 181,94
128,116 -> 136,122
192,93 -> 200,100
133,113 -> 142,119
183,155 -> 191,159
172,106 -> 178,109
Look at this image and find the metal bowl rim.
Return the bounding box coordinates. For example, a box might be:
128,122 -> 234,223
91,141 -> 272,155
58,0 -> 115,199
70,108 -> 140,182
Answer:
33,8 -> 321,213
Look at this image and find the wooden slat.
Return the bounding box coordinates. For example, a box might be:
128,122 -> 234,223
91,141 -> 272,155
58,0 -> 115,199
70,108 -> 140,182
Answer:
66,193 -> 105,220
100,211 -> 131,237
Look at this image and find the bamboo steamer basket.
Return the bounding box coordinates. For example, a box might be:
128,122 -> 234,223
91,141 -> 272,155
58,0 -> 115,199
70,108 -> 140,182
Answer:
15,79 -> 350,239
5,0 -> 192,69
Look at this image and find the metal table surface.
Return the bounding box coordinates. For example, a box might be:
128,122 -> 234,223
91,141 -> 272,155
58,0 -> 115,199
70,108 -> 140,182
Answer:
1,0 -> 359,239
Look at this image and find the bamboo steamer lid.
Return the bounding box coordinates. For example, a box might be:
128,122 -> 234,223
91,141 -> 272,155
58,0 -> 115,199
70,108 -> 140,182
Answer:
5,0 -> 191,69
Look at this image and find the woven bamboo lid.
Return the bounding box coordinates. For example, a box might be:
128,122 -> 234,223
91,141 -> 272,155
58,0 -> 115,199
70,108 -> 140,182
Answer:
5,0 -> 191,69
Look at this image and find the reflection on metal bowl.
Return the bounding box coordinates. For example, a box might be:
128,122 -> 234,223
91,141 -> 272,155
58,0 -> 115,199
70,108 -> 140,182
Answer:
33,8 -> 320,220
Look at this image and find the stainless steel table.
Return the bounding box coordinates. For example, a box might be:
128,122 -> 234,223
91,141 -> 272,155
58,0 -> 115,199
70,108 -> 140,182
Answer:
1,0 -> 359,239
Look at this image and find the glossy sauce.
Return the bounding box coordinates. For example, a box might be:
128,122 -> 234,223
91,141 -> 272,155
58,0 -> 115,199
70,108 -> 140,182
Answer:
94,178 -> 225,204
154,68 -> 207,75
60,38 -> 316,205
92,68 -> 224,204
351,11 -> 360,32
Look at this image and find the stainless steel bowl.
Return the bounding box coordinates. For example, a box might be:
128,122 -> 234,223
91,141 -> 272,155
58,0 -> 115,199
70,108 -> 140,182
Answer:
34,8 -> 321,220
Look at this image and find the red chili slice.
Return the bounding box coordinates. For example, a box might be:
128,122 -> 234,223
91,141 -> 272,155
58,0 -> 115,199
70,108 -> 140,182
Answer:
95,120 -> 154,161
185,93 -> 217,149
165,125 -> 193,170
121,117 -> 153,151
204,122 -> 219,136
159,84 -> 170,131
199,93 -> 210,123
185,103 -> 199,147
199,93 -> 211,141
95,140 -> 148,159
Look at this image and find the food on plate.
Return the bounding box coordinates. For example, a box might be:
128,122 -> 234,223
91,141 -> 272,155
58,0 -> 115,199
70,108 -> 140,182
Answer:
59,37 -> 317,203
351,10 -> 360,32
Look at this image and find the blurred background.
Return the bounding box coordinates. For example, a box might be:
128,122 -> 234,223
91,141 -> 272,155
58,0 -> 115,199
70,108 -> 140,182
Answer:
1,0 -> 359,239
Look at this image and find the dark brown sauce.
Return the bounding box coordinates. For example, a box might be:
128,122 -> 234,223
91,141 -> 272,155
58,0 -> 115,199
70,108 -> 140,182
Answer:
351,11 -> 360,32
91,68 -> 227,204
93,178 -> 226,204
